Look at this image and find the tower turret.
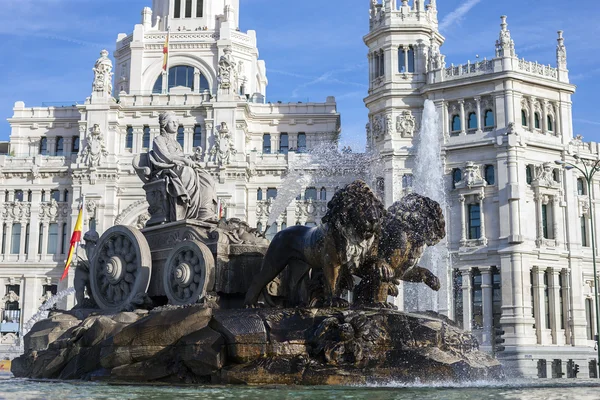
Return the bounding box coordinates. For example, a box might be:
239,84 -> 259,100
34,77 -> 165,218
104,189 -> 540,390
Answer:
151,0 -> 239,31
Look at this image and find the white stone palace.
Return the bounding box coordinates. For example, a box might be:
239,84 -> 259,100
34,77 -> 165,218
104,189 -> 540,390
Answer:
0,0 -> 597,379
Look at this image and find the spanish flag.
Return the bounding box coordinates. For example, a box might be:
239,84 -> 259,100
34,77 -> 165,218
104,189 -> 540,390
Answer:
60,204 -> 84,281
162,30 -> 170,71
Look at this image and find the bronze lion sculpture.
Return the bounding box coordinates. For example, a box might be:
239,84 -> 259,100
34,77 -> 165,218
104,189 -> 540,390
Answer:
354,193 -> 446,307
244,180 -> 386,307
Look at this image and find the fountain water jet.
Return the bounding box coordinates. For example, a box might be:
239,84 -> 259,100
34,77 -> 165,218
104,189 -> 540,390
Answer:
403,99 -> 449,313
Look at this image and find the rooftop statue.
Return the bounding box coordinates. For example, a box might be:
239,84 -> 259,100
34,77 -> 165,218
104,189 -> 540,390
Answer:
134,111 -> 218,224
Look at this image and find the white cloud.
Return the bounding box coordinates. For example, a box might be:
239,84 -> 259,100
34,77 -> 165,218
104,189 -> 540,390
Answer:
440,0 -> 483,31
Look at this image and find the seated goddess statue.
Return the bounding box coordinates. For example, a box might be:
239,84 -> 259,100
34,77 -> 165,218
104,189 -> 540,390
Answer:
148,111 -> 217,221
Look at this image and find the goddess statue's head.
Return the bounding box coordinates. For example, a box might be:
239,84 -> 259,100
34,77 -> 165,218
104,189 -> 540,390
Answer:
159,111 -> 178,135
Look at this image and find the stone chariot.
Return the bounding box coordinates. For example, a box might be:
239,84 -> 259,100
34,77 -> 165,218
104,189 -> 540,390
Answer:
87,113 -> 268,311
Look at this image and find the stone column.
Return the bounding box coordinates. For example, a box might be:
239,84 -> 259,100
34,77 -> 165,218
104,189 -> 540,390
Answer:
529,97 -> 536,131
481,266 -> 494,345
561,268 -> 571,345
5,223 -> 12,256
542,99 -> 549,134
554,101 -> 561,137
57,222 -> 65,260
194,69 -> 201,93
459,195 -> 466,245
548,268 -> 561,344
459,99 -> 466,135
19,222 -> 27,259
41,223 -> 49,258
161,71 -> 168,94
553,195 -> 560,245
28,219 -> 39,259
533,266 -> 546,344
442,101 -> 449,138
475,96 -> 483,134
403,46 -> 409,73
478,193 -> 487,245
21,276 -> 41,330
536,194 -> 543,243
461,269 -> 473,331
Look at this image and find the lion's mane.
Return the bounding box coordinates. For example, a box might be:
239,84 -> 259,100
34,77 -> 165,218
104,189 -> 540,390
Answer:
321,180 -> 386,269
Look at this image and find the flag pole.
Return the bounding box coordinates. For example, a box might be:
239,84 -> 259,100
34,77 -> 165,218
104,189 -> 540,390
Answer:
74,194 -> 85,266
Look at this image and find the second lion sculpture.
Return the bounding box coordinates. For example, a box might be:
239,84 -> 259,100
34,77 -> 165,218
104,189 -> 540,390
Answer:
244,180 -> 385,307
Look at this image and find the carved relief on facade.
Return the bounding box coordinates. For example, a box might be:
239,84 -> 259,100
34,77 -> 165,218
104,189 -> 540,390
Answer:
1,202 -> 31,221
81,124 -> 109,168
92,49 -> 113,96
209,122 -> 237,166
396,110 -> 417,138
455,162 -> 486,189
371,114 -> 384,139
533,162 -> 560,188
556,31 -> 567,69
39,199 -> 69,221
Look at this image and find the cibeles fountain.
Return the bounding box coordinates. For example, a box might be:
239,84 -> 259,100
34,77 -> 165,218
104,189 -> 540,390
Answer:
12,109 -> 502,384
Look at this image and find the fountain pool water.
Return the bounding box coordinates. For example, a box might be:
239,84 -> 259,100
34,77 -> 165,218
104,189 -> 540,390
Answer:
403,99 -> 449,313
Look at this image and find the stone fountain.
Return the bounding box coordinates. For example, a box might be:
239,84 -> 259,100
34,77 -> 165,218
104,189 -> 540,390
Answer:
11,112 -> 502,384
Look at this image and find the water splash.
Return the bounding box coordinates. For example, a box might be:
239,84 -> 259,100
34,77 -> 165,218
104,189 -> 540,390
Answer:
266,144 -> 384,227
404,99 -> 449,313
13,288 -> 76,353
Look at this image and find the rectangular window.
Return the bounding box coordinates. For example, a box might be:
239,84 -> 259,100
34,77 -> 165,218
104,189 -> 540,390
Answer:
1,224 -> 6,254
305,187 -> 317,201
72,136 -> 80,153
56,136 -> 64,155
542,204 -> 552,239
526,165 -> 533,184
262,134 -> 271,154
51,190 -> 60,202
61,222 -> 68,254
266,188 -> 277,200
11,223 -> 21,254
297,133 -> 306,153
125,126 -> 133,150
24,224 -> 29,255
39,137 -> 48,155
177,126 -> 185,147
530,270 -> 536,325
142,126 -> 150,149
185,0 -> 192,18
379,52 -> 385,77
472,269 -> 483,329
47,223 -> 58,255
453,269 -> 463,329
586,298 -> 594,340
38,223 -> 43,254
559,273 -> 565,330
544,270 -> 551,329
492,267 -> 502,329
196,0 -> 203,17
407,47 -> 415,73
174,0 -> 181,18
193,125 -> 202,147
468,204 -> 481,239
279,133 -> 289,154
14,190 -> 23,202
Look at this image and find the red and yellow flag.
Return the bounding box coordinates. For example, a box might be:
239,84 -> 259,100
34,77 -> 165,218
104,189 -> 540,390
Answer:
60,204 -> 84,281
162,31 -> 170,71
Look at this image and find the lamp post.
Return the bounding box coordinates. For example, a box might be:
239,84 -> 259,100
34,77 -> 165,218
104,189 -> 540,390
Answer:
556,156 -> 600,376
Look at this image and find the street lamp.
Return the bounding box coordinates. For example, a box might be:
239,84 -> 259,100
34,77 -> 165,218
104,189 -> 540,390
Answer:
556,156 -> 600,376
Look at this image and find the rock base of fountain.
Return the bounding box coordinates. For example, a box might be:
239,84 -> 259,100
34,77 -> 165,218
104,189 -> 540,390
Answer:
12,306 -> 502,384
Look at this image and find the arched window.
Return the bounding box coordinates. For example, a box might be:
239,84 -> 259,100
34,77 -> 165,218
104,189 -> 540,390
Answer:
451,115 -> 461,132
193,125 -> 202,147
257,188 -> 263,201
72,136 -> 80,153
320,187 -> 327,201
152,66 -> 210,94
281,222 -> 287,231
485,165 -> 495,185
534,112 -> 541,129
521,110 -> 528,126
125,126 -> 133,150
177,125 -> 184,147
266,224 -> 278,241
577,178 -> 585,195
399,46 -> 415,73
452,168 -> 462,188
467,112 -> 477,131
547,116 -> 554,132
56,136 -> 64,155
305,187 -> 317,201
142,126 -> 150,149
39,137 -> 48,155
484,110 -> 494,128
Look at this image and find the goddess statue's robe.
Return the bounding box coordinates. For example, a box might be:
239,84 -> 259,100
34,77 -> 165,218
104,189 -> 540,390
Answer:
149,134 -> 217,221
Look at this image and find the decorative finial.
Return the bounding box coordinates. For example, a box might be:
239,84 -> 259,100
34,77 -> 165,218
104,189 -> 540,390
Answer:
500,15 -> 508,31
556,30 -> 567,69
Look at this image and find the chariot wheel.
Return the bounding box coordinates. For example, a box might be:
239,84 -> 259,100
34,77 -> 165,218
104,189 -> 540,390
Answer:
90,225 -> 152,311
163,240 -> 215,306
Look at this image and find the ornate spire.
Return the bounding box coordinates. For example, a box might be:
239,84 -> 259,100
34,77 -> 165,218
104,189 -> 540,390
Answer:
495,15 -> 516,58
557,30 -> 567,69
429,0 -> 437,8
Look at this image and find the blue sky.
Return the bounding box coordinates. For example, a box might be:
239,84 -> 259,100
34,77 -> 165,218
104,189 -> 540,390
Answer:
1,0 -> 599,150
